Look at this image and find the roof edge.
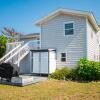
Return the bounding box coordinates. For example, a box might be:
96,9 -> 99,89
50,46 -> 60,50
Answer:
35,8 -> 99,31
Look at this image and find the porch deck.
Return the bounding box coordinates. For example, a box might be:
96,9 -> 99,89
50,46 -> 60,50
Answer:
0,74 -> 47,86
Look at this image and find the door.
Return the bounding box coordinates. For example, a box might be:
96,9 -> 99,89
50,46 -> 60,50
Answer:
32,52 -> 40,73
32,52 -> 49,74
40,52 -> 48,74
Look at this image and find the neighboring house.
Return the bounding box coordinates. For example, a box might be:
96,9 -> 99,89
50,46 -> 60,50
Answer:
35,8 -> 100,68
19,33 -> 40,49
20,33 -> 40,43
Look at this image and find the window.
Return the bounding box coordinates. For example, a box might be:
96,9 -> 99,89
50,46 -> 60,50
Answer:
61,53 -> 66,62
37,41 -> 40,44
64,23 -> 74,35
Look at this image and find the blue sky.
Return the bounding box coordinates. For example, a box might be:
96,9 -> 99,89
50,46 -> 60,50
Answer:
0,0 -> 100,34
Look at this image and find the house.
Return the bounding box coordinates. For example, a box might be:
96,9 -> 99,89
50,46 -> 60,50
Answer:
19,33 -> 40,49
35,8 -> 100,68
19,33 -> 40,43
0,8 -> 100,75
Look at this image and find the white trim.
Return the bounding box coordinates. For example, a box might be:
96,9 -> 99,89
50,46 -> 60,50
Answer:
7,41 -> 24,45
35,9 -> 89,25
30,51 -> 32,73
63,21 -> 74,36
61,52 -> 67,62
86,16 -> 89,59
40,24 -> 42,48
35,8 -> 99,32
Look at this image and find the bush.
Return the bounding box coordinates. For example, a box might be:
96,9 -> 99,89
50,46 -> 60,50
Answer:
49,67 -> 71,80
49,58 -> 100,81
8,38 -> 16,43
0,36 -> 7,58
76,58 -> 100,81
68,68 -> 77,80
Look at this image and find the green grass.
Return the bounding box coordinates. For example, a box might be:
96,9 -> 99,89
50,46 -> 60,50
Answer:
0,79 -> 100,100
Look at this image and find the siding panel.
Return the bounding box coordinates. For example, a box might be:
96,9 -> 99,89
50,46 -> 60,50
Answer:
87,19 -> 100,62
41,14 -> 87,68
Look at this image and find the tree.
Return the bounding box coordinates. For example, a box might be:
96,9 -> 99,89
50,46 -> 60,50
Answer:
2,27 -> 22,42
0,36 -> 7,58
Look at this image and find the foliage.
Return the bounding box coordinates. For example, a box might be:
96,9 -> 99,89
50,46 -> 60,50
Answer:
2,27 -> 17,37
7,38 -> 16,42
76,58 -> 100,81
2,27 -> 22,42
49,58 -> 100,81
49,67 -> 71,80
68,68 -> 78,80
0,36 -> 7,58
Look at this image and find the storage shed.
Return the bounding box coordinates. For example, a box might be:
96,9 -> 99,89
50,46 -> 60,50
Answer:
30,49 -> 56,74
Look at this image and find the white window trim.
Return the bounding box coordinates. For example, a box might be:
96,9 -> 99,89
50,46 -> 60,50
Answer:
63,21 -> 74,36
61,53 -> 67,62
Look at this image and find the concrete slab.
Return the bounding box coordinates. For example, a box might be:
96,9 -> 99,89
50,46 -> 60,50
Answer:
0,75 -> 47,86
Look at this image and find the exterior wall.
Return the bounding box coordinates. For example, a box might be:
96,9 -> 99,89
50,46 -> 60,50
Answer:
49,51 -> 56,73
20,53 -> 31,74
97,30 -> 100,61
86,19 -> 100,62
41,14 -> 87,68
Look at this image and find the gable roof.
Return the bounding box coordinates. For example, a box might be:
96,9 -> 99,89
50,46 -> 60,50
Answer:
35,8 -> 99,32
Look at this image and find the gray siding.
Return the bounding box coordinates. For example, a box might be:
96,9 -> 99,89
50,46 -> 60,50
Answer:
86,19 -> 100,61
41,14 -> 87,68
20,53 -> 31,74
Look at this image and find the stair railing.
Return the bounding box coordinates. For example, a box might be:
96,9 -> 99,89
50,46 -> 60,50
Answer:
0,40 -> 40,66
0,43 -> 22,64
4,41 -> 30,66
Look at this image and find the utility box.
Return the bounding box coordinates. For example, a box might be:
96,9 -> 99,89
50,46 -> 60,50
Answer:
30,49 -> 56,74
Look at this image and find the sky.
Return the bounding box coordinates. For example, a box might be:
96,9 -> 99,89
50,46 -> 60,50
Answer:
0,0 -> 100,34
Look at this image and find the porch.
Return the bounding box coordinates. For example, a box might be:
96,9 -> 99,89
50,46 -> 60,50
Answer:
0,74 -> 47,86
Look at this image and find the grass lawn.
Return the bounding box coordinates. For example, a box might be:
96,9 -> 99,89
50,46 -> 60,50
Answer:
0,79 -> 100,100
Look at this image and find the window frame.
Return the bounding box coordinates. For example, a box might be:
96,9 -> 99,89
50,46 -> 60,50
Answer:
64,21 -> 74,36
61,53 -> 66,62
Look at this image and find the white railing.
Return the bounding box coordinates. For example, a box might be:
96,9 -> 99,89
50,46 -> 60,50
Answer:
4,41 -> 31,65
0,44 -> 22,64
0,40 -> 40,66
28,40 -> 40,49
6,41 -> 24,53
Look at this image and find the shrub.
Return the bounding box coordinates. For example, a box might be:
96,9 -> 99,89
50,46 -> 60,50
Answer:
8,38 -> 16,43
49,67 -> 71,80
68,68 -> 77,80
0,36 -> 7,58
49,58 -> 100,81
76,58 -> 100,81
